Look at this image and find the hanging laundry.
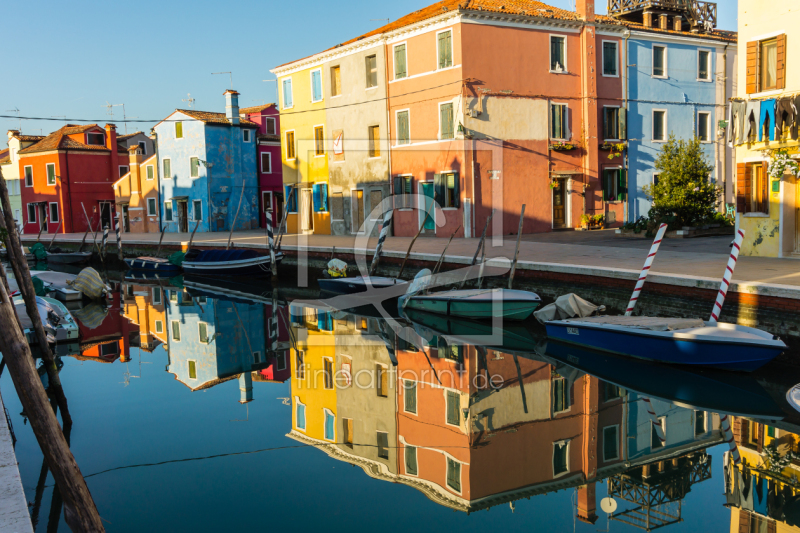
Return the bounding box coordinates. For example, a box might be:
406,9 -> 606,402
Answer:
725,462 -> 742,507
745,100 -> 761,143
775,96 -> 796,139
758,99 -> 777,142
729,100 -> 747,146
754,476 -> 769,516
742,469 -> 755,511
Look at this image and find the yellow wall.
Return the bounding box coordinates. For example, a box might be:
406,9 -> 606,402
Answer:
114,153 -> 161,233
290,313 -> 336,441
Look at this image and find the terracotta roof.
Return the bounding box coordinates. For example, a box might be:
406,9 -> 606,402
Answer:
622,21 -> 736,42
0,149 -> 9,164
240,103 -> 277,115
175,109 -> 259,128
116,131 -> 144,141
62,124 -> 101,135
16,134 -> 45,142
18,125 -> 112,155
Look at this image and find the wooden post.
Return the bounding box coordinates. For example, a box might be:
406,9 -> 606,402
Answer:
433,224 -> 461,275
187,220 -> 200,250
396,205 -> 430,280
36,211 -> 48,243
47,220 -> 63,251
459,209 -> 495,289
77,217 -> 93,253
0,280 -> 105,531
0,169 -> 71,424
508,204 -> 526,289
114,214 -> 123,262
81,203 -> 101,254
227,185 -> 246,250
276,187 -> 295,251
369,210 -> 393,276
155,226 -> 167,256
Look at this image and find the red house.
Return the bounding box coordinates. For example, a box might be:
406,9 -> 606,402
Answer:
241,104 -> 284,228
18,123 -> 129,234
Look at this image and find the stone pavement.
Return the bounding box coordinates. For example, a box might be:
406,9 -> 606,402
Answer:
0,389 -> 32,533
22,229 -> 800,298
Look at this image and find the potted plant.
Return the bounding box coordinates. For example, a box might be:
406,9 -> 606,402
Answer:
581,214 -> 605,230
550,141 -> 576,151
600,142 -> 626,160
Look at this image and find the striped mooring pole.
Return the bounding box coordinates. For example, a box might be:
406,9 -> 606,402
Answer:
719,414 -> 742,465
101,224 -> 109,255
642,397 -> 666,446
625,223 -> 668,316
709,228 -> 745,323
114,215 -> 123,261
266,212 -> 277,278
270,289 -> 279,352
369,210 -> 393,276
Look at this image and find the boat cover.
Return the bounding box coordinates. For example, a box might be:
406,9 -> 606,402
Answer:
565,315 -> 706,331
187,249 -> 261,263
535,293 -> 603,324
68,268 -> 108,299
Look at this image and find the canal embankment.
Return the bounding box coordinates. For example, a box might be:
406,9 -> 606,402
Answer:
0,388 -> 33,533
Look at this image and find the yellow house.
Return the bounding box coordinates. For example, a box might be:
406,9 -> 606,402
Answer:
113,145 -> 161,233
734,0 -> 800,257
289,305 -> 337,441
121,281 -> 168,352
270,62 -> 330,235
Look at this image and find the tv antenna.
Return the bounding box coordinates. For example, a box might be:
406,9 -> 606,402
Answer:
182,93 -> 196,108
370,18 -> 390,25
212,71 -> 233,89
104,102 -> 129,133
6,107 -> 21,130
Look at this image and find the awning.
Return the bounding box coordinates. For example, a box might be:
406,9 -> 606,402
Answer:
549,170 -> 583,176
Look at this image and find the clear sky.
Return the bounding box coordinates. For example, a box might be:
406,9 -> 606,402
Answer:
1,0 -> 738,148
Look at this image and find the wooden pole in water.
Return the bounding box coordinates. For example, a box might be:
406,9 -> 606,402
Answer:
0,279 -> 105,531
155,226 -> 167,256
433,224 -> 461,275
624,223 -> 667,316
459,209 -> 495,289
47,220 -> 63,251
397,205 -> 431,280
709,228 -> 745,323
276,187 -> 295,251
187,220 -> 200,250
77,216 -> 93,253
227,185 -> 246,250
36,212 -> 48,243
266,211 -> 278,279
369,210 -> 393,276
508,204 -> 526,289
81,203 -> 101,254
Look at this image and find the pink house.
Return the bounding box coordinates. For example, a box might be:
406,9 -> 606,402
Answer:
241,104 -> 283,227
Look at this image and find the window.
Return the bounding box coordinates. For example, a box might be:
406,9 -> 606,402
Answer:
438,30 -> 453,69
49,203 -> 59,224
550,103 -> 568,140
285,131 -> 295,159
259,152 -> 272,174
295,351 -> 305,379
190,157 -> 199,178
171,320 -> 181,341
311,69 -> 323,102
253,351 -> 262,364
377,432 -> 389,459
446,458 -> 461,492
285,185 -> 298,213
24,166 -> 32,187
146,165 -> 154,181
265,117 -> 276,135
138,141 -> 147,154
314,126 -> 324,156
296,400 -> 306,430
695,411 -> 706,435
369,190 -> 382,220
405,446 -> 418,475
446,390 -> 460,426
602,168 -> 626,202
323,358 -> 333,389
550,35 -> 566,72
603,381 -> 623,402
46,163 -> 56,185
342,418 -> 353,447
164,201 -> 173,222
603,107 -> 621,140
653,45 -> 667,77
147,197 -> 157,216
603,426 -> 619,461
152,286 -> 162,305
744,162 -> 769,214
282,78 -> 293,108
376,364 -> 388,397
760,38 -> 778,91
188,360 -> 196,379
603,41 -> 618,76
653,173 -> 660,187
394,175 -> 413,209
368,125 -> 380,157
192,200 -> 202,221
324,409 -> 335,441
262,191 -> 273,213
198,322 -> 209,343
651,417 -> 665,448
155,320 -> 163,334
697,49 -> 711,80
86,132 -> 104,145
434,172 -> 459,208
100,342 -> 118,357
27,204 -> 36,223
313,183 -> 328,212
553,441 -> 569,476
552,376 -> 571,414
170,291 -> 177,303
365,55 -> 378,88
394,43 -> 407,79
439,102 -> 454,140
404,380 -> 417,414
175,121 -> 183,139
397,110 -> 410,145
697,112 -> 711,142
652,110 -> 667,141
118,165 -> 129,178
243,129 -> 252,143
330,66 -> 341,97
163,158 -> 171,179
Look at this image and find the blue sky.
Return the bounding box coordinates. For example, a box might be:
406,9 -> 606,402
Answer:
1,0 -> 737,148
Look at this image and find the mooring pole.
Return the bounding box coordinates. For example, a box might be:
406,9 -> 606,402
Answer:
266,212 -> 278,279
114,214 -> 123,262
227,185 -> 246,250
369,210 -> 393,276
187,220 -> 200,250
36,212 -> 48,243
81,203 -> 101,254
459,209 -> 495,289
47,220 -> 62,251
155,226 -> 167,256
433,224 -> 461,275
508,204 -> 526,289
397,205 -> 430,280
77,215 -> 93,253
276,187 -> 295,251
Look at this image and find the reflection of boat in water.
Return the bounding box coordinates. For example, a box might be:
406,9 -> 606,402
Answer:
543,340 -> 784,419
183,276 -> 278,305
404,288 -> 541,321
182,249 -> 284,277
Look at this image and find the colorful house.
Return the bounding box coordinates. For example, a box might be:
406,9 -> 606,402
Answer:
113,144 -> 161,233
240,104 -> 284,229
1,130 -> 44,228
120,279 -> 169,353
153,90 -> 259,234
72,286 -> 137,363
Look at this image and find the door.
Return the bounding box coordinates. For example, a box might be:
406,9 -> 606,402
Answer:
177,200 -> 189,232
301,189 -> 314,233
553,180 -> 566,228
38,204 -> 47,231
98,202 -> 113,230
274,194 -> 284,231
122,205 -> 130,232
420,183 -> 435,231
352,190 -> 364,233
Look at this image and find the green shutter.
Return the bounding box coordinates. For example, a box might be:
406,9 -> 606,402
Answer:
398,111 -> 409,144
619,108 -> 627,140
438,32 -> 447,68
405,446 -> 417,475
440,104 -> 454,139
618,169 -> 627,201
175,122 -> 183,138
446,390 -> 460,425
433,173 -> 444,207
395,44 -> 407,78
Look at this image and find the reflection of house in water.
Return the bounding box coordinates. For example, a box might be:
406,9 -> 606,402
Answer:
72,285 -> 138,364
164,288 -> 273,402
120,279 -> 169,353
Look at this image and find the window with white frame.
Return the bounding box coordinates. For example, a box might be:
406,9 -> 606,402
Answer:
261,152 -> 272,173
295,399 -> 306,430
146,165 -> 154,181
404,380 -> 417,414
653,45 -> 667,77
394,43 -> 407,79
49,203 -> 59,224
198,322 -> 209,344
192,200 -> 202,221
163,158 -> 172,179
603,107 -> 621,140
550,103 -> 568,140
243,129 -> 252,143
446,390 -> 460,426
46,163 -> 56,185
553,440 -> 570,477
323,409 -> 335,441
397,110 -> 410,145
262,191 -> 273,213
603,426 -> 619,461
253,351 -> 262,364
188,360 -> 196,379
438,30 -> 453,69
285,131 -> 296,159
697,49 -> 711,81
394,175 -> 413,209
24,166 -> 33,187
27,204 -> 36,224
365,55 -> 378,88
405,445 -> 418,475
602,41 -> 618,76
147,197 -> 157,216
265,117 -> 276,135
152,286 -> 162,305
446,457 -> 461,492
552,375 -> 571,414
697,111 -> 711,142
653,172 -> 661,187
439,103 -> 454,140
175,121 -> 183,139
550,35 -> 566,72
86,132 -> 104,145
164,201 -> 173,222
171,320 -> 181,341
155,320 -> 163,334
311,68 -> 323,102
282,78 -> 293,108
653,110 -> 667,141
276,351 -> 286,371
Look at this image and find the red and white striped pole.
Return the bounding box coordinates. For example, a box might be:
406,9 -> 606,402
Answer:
642,397 -> 665,445
719,413 -> 741,465
709,228 -> 745,324
625,223 -> 668,316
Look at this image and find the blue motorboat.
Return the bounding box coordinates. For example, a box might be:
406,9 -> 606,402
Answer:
182,248 -> 284,277
125,256 -> 182,273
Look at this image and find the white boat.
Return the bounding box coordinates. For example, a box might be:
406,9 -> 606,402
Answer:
14,295 -> 79,343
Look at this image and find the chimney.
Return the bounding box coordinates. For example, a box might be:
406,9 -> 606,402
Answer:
7,130 -> 19,140
224,90 -> 240,125
577,484 -> 598,524
239,372 -> 253,404
128,145 -> 142,194
643,11 -> 653,28
659,14 -> 669,30
106,124 -> 119,185
576,0 -> 595,22
673,15 -> 682,31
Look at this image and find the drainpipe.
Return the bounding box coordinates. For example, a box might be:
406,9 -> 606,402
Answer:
383,35 -> 393,236
623,29 -> 631,224
153,131 -> 162,232
722,43 -> 729,211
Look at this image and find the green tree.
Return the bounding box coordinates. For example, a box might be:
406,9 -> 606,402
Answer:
642,135 -> 720,228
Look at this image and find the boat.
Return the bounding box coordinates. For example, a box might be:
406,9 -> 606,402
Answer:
544,315 -> 786,372
182,248 -> 284,277
14,295 -> 79,343
124,256 -> 182,273
403,288 -> 541,321
318,275 -> 407,295
46,251 -> 92,265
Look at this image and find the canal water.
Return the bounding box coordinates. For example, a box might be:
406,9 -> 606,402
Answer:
3,270 -> 800,532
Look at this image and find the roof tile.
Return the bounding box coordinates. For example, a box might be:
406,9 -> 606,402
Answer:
176,109 -> 259,128
240,104 -> 277,115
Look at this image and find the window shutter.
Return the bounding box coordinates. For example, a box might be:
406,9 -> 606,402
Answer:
746,41 -> 758,94
776,34 -> 787,90
395,45 -> 407,78
618,169 -> 627,201
312,184 -> 320,212
321,184 -> 328,212
619,108 -> 627,140
445,32 -> 452,67
434,173 -> 444,207
393,177 -> 402,209
452,172 -> 460,208
737,163 -> 752,214
601,173 -> 608,202
438,33 -> 446,68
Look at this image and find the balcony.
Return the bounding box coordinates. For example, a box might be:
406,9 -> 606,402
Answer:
608,0 -> 717,31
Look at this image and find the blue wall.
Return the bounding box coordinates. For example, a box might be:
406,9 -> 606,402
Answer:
627,37 -> 720,222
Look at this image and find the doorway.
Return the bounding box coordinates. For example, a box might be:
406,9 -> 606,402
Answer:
552,179 -> 567,229
98,201 -> 113,230
351,189 -> 364,233
301,188 -> 314,233
420,182 -> 435,233
121,204 -> 130,232
38,204 -> 47,231
177,200 -> 189,232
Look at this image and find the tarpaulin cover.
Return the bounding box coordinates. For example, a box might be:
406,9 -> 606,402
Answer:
168,251 -> 186,266
68,267 -> 107,299
31,276 -> 46,296
29,242 -> 47,261
534,293 -> 603,324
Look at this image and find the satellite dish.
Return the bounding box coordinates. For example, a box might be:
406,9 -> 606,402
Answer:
601,497 -> 617,514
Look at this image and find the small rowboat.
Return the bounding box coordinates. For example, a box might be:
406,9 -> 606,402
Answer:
404,288 -> 541,321
318,276 -> 406,295
14,295 -> 79,343
47,251 -> 92,265
125,256 -> 182,273
544,315 -> 786,372
182,249 -> 284,277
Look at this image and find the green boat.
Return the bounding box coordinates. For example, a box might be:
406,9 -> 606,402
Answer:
403,288 -> 541,321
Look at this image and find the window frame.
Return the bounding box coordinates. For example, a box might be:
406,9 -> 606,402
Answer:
552,375 -> 571,415
759,38 -> 779,92
164,201 -> 173,222
163,158 -> 172,179
404,445 -> 418,476
365,54 -> 378,89
393,42 -> 408,80
261,152 -> 272,174
436,29 -> 454,70
24,166 -> 33,187
697,48 -> 712,82
265,116 -> 277,135
652,109 -> 668,142
697,111 -> 711,142
285,130 -> 296,160
48,202 -> 59,224
262,191 -> 273,213
46,163 -> 56,186
27,203 -> 36,223
242,128 -> 252,143
549,34 -> 568,73
695,410 -> 707,436
314,125 -> 325,157
603,425 -> 620,462
323,408 -> 335,441
192,199 -> 202,222
550,102 -> 569,141
330,66 -> 342,98
394,174 -> 414,210
137,140 -> 147,154
86,132 -> 105,146
310,67 -> 323,103
282,78 -> 294,109
146,164 -> 154,181
368,125 -> 380,158
438,101 -> 455,140
190,156 -> 199,178
118,165 -> 129,178
446,457 -> 462,493
602,40 -> 619,77
175,121 -> 183,139
198,322 -> 209,344
652,45 -> 668,78
171,320 -> 181,342
155,320 -> 164,334
152,286 -> 162,306
651,417 -> 666,449
377,431 -> 390,459
295,397 -> 306,431
396,108 -> 411,146
445,389 -> 461,427
553,440 -> 570,478
403,380 -> 417,415
147,197 -> 157,216
749,162 -> 770,215
188,360 -> 196,379
603,106 -> 621,141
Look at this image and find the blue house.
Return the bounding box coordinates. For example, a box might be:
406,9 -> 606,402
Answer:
610,6 -> 737,222
153,90 -> 260,233
164,288 -> 267,403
